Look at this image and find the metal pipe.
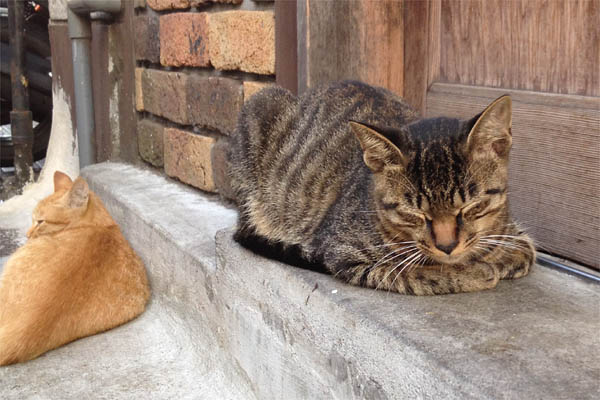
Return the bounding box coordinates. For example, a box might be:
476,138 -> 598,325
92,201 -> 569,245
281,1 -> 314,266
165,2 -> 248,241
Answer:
67,0 -> 121,168
8,0 -> 33,186
537,255 -> 600,284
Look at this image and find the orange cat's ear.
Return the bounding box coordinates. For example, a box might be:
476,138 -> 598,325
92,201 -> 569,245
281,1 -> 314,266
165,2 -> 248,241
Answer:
54,171 -> 73,192
350,121 -> 406,173
67,177 -> 90,208
466,95 -> 512,160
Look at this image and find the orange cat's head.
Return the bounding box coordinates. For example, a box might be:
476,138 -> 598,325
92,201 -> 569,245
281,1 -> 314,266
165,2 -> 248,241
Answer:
27,171 -> 90,239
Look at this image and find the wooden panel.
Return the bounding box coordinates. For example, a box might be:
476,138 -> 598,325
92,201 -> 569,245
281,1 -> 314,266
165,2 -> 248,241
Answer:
403,0 -> 441,114
48,22 -> 76,131
427,83 -> 600,269
403,0 -> 429,114
275,0 -> 298,95
91,21 -> 110,163
426,0 -> 441,88
299,0 -> 404,95
439,0 -> 600,97
111,1 -> 140,164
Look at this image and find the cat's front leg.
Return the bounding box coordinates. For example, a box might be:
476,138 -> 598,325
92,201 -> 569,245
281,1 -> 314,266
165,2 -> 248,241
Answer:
487,232 -> 536,280
399,262 -> 500,295
339,260 -> 500,295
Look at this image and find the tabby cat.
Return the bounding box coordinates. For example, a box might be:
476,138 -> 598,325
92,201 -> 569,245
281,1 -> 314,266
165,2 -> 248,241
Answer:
0,171 -> 150,365
228,81 -> 535,295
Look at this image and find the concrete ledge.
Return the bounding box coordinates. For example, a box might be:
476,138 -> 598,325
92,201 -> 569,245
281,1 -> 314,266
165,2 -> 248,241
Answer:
214,230 -> 600,399
2,163 -> 597,399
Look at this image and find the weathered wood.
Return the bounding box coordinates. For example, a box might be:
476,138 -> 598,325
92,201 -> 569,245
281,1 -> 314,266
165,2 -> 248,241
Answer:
48,22 -> 76,130
403,0 -> 429,114
275,0 -> 298,95
438,0 -> 600,96
111,1 -> 140,164
427,83 -> 600,269
427,0 -> 441,88
298,0 -> 404,95
90,21 -> 110,163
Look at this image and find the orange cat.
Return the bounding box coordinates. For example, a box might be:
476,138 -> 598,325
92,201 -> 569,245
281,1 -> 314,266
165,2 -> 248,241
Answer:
0,171 -> 150,365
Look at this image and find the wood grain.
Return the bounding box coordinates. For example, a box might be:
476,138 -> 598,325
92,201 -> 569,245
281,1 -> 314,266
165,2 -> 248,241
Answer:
427,0 -> 441,88
439,0 -> 600,97
91,21 -> 110,163
427,83 -> 600,269
301,0 -> 404,96
275,0 -> 298,95
403,0 -> 429,114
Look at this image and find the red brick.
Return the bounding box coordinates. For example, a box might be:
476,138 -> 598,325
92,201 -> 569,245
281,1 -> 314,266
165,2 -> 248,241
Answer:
208,11 -> 275,75
211,140 -> 235,200
147,0 -> 190,11
191,0 -> 241,5
164,128 -> 216,192
134,14 -> 160,63
160,13 -> 210,67
243,81 -> 273,102
185,75 -> 243,134
139,70 -> 243,134
137,119 -> 165,167
140,69 -> 189,124
135,68 -> 144,111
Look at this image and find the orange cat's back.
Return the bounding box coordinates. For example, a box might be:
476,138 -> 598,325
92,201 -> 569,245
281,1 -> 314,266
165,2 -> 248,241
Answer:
0,171 -> 150,365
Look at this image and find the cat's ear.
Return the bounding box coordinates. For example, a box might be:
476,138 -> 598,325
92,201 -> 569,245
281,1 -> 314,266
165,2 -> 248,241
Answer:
350,121 -> 406,173
54,171 -> 73,192
67,177 -> 90,208
466,95 -> 513,160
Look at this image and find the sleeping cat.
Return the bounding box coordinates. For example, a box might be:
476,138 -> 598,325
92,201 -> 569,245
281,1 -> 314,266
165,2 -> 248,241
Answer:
0,171 -> 150,365
228,80 -> 535,295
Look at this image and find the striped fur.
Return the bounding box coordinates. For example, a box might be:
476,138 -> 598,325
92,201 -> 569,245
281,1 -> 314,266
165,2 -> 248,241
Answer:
228,81 -> 534,295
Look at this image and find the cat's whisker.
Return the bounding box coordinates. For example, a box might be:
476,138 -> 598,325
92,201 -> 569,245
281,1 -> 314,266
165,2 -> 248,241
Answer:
479,239 -> 532,254
479,237 -> 531,248
378,251 -> 422,292
481,234 -> 529,241
384,176 -> 418,194
371,245 -> 418,271
356,241 -> 416,252
396,252 -> 424,276
374,249 -> 420,291
409,254 -> 428,274
479,239 -> 522,249
389,254 -> 424,294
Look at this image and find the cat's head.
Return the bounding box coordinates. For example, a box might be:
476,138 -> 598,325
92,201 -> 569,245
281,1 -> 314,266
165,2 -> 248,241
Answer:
351,95 -> 513,265
27,171 -> 90,239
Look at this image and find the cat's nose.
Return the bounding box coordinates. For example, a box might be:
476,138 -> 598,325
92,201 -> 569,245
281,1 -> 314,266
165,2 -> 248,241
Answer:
430,217 -> 458,255
435,241 -> 458,255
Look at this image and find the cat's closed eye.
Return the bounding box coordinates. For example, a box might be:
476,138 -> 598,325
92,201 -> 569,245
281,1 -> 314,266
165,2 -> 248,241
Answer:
394,210 -> 425,227
462,199 -> 493,220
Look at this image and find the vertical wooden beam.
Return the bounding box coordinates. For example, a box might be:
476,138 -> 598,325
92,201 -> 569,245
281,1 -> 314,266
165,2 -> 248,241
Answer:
427,0 -> 441,91
297,0 -> 404,96
403,0 -> 430,114
90,21 -> 110,162
296,0 -> 308,94
111,1 -> 140,164
275,0 -> 298,95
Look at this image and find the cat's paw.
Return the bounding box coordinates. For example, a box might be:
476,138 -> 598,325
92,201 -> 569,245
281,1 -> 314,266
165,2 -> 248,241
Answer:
501,259 -> 533,280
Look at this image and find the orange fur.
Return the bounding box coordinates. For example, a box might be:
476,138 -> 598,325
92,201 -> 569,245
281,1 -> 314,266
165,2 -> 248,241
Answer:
0,171 -> 150,365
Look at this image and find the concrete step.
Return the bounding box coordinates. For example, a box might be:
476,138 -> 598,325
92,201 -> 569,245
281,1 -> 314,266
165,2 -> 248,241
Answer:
1,162 -> 598,399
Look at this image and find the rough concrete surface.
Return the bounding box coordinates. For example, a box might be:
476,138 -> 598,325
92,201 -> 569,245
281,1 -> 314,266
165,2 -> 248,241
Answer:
1,162 -> 598,399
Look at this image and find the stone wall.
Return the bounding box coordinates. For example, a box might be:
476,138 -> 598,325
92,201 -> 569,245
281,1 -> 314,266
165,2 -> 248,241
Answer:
134,0 -> 275,199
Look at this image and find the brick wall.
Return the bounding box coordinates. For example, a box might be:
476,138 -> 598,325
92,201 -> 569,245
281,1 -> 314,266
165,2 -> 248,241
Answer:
134,0 -> 275,199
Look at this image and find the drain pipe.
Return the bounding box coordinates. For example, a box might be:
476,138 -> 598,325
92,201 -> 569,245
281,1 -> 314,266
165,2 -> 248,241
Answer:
67,0 -> 121,168
8,0 -> 34,187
